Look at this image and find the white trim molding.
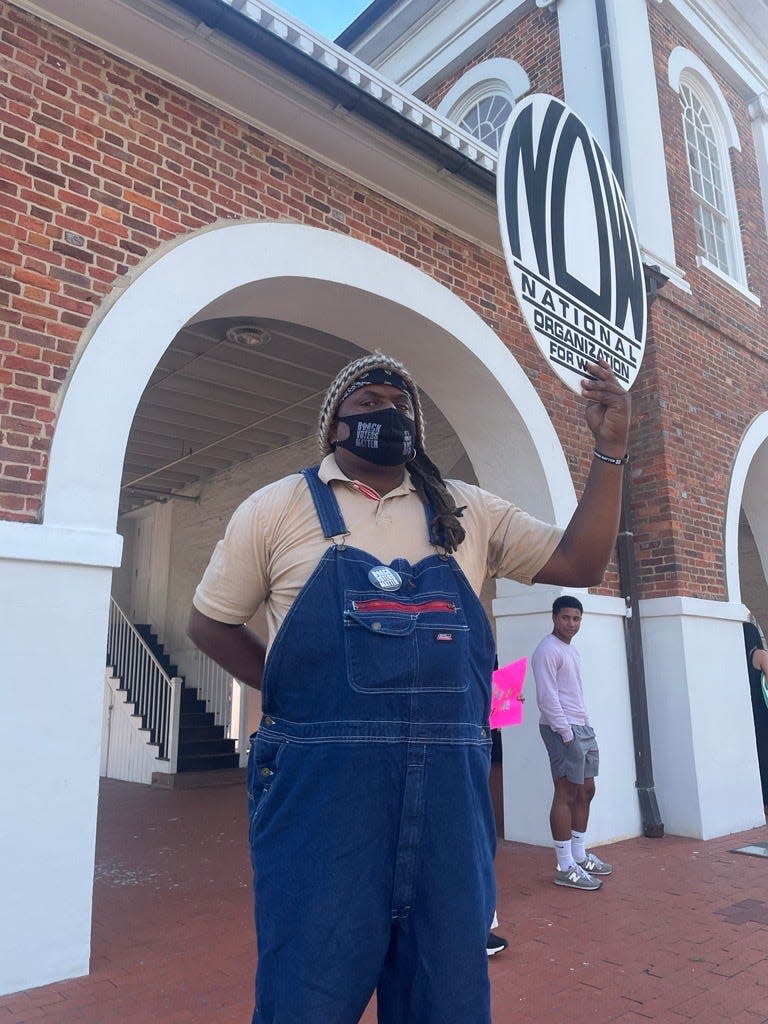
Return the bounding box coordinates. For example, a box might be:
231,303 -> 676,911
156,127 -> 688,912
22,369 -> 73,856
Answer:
0,522 -> 123,567
436,57 -> 530,120
668,46 -> 741,151
749,93 -> 768,256
725,411 -> 768,603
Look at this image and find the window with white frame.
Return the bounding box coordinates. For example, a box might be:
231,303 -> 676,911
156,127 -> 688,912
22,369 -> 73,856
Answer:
668,47 -> 747,290
680,81 -> 733,274
457,92 -> 514,151
436,59 -> 529,153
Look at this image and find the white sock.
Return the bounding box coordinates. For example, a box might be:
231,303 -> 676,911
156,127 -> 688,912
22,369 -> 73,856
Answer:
554,839 -> 573,871
571,830 -> 587,862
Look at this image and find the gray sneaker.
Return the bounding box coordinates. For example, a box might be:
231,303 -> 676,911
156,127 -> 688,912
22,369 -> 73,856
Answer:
554,862 -> 602,890
578,852 -> 613,876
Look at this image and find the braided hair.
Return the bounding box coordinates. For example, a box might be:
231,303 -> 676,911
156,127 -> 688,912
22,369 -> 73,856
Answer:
318,353 -> 467,553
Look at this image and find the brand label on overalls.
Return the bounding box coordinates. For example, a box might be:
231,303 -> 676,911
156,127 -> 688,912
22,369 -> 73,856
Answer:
368,566 -> 403,591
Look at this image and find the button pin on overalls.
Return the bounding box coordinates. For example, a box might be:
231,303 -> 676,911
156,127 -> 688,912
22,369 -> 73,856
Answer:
368,565 -> 403,591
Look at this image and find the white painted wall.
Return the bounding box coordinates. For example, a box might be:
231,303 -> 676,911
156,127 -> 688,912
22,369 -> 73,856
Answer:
495,585 -> 642,846
0,545 -> 118,995
640,597 -> 765,839
100,673 -> 160,785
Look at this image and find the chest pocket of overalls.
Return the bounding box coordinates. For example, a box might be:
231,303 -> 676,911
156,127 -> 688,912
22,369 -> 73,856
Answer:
344,592 -> 470,693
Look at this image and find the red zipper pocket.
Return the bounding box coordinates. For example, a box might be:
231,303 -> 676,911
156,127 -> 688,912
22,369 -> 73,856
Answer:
352,599 -> 457,614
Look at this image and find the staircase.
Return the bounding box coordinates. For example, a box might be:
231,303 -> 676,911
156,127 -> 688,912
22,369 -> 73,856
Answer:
133,625 -> 239,773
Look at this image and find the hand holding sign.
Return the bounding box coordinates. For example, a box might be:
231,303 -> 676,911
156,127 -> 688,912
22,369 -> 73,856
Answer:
581,358 -> 630,458
490,657 -> 528,729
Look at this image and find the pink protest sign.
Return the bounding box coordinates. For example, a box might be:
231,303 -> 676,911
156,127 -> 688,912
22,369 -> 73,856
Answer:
489,657 -> 527,729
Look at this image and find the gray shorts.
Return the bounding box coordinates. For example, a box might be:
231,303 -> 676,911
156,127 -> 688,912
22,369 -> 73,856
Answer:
540,724 -> 599,785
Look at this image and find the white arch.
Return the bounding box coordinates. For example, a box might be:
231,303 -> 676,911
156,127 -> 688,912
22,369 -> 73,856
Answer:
45,221 -> 575,534
725,410 -> 768,601
436,58 -> 530,122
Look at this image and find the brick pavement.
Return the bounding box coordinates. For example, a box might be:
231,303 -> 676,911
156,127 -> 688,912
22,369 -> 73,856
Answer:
1,779 -> 766,1024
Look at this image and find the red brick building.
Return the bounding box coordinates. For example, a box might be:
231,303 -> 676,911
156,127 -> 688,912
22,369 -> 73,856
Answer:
1,0 -> 766,997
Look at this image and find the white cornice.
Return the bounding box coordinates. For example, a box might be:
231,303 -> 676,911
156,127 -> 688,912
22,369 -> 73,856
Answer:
653,0 -> 768,99
232,0 -> 496,169
348,0 -> 538,98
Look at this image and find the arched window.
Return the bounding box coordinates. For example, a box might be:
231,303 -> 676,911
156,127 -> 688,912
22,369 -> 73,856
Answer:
668,47 -> 748,291
680,81 -> 733,274
457,92 -> 514,151
436,59 -> 529,153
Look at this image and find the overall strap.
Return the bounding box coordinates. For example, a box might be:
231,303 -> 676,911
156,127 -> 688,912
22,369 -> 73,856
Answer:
300,466 -> 348,539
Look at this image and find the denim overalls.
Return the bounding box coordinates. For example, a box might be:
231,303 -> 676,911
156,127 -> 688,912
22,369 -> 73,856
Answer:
248,467 -> 497,1024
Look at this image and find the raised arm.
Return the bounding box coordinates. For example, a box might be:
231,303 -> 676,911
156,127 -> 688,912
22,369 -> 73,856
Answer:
187,606 -> 267,691
534,359 -> 630,587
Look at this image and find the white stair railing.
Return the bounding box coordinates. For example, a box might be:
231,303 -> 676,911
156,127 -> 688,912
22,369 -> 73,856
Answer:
106,598 -> 181,771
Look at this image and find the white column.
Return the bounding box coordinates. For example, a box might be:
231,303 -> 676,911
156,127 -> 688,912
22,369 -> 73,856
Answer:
493,582 -> 641,846
749,93 -> 768,247
556,0 -> 611,155
558,0 -> 689,289
0,524 -> 121,996
640,597 -> 765,839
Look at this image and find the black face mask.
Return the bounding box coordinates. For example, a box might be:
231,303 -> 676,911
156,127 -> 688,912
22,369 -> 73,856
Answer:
334,407 -> 416,466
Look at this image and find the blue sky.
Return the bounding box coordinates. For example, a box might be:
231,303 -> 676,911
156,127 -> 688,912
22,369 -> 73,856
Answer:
274,1 -> 371,40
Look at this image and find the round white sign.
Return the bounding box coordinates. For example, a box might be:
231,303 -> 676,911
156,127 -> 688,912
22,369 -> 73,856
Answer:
497,94 -> 646,394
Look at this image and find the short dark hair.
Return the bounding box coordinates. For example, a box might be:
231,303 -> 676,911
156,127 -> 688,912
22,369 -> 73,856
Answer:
553,595 -> 583,615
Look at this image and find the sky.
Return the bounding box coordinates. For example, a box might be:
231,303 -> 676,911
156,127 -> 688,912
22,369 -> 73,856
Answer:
272,0 -> 372,41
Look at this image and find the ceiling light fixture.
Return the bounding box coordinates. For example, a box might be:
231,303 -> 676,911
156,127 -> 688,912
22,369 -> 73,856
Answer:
225,324 -> 272,348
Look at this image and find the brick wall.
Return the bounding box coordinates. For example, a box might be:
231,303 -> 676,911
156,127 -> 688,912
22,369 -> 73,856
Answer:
2,3 -> 767,604
0,3 -> 576,526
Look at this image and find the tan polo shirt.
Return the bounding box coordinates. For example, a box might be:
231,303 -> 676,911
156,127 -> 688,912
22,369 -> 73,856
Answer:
193,454 -> 563,646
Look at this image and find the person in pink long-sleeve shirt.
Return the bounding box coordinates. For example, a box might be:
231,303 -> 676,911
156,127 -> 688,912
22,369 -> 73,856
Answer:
531,595 -> 613,891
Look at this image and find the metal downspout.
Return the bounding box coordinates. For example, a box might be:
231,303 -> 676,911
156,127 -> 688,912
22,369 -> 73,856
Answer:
594,0 -> 665,837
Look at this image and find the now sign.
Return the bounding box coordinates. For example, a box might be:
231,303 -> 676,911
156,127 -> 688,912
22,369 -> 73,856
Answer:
498,94 -> 646,394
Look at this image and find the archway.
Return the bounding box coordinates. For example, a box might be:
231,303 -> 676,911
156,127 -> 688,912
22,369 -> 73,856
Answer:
725,411 -> 768,812
44,221 -> 575,533
726,410 -> 768,613
3,221 -> 577,995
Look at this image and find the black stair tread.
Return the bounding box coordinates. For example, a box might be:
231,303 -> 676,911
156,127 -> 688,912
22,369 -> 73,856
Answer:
180,711 -> 217,727
179,738 -> 236,749
178,739 -> 237,756
180,694 -> 206,708
180,724 -> 226,741
177,752 -> 240,772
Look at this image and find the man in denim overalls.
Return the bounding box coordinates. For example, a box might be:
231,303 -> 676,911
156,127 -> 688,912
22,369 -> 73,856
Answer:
189,352 -> 630,1024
